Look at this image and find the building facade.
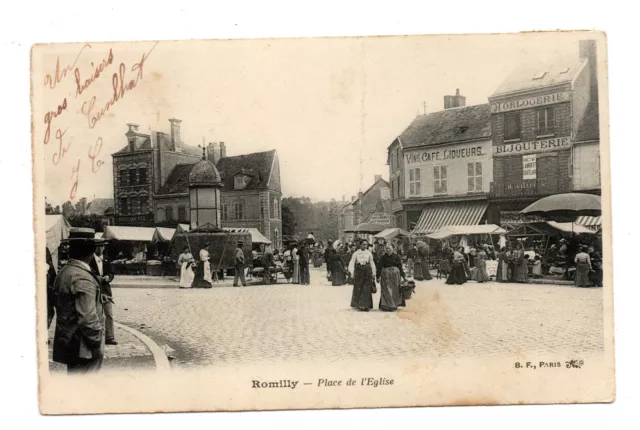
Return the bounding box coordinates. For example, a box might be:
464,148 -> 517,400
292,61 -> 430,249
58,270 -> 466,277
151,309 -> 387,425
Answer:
338,176 -> 391,242
111,119 -> 283,249
489,40 -> 600,224
388,91 -> 495,235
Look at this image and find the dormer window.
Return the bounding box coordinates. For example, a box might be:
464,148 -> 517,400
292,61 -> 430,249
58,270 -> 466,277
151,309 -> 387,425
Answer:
234,174 -> 251,190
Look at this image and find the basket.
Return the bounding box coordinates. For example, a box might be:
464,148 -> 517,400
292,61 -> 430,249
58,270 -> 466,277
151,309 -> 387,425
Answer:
399,281 -> 415,300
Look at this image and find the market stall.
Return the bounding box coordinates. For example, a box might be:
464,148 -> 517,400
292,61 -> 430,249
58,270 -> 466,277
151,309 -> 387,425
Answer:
103,225 -> 156,275
45,214 -> 71,270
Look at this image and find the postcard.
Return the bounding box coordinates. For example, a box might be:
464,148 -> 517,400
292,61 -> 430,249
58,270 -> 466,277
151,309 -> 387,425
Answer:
32,31 -> 614,414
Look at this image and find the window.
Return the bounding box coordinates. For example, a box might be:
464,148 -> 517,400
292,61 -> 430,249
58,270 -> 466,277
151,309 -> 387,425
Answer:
391,180 -> 395,199
504,112 -> 521,141
129,168 -> 137,186
273,198 -> 279,219
409,168 -> 421,196
166,206 -> 173,221
178,205 -> 186,221
434,165 -> 448,194
138,167 -> 147,184
119,170 -> 128,187
234,175 -> 248,190
140,197 -> 148,214
537,107 -> 556,136
397,176 -> 402,197
129,196 -> 139,214
119,197 -> 128,214
467,162 -> 483,192
234,202 -> 244,220
222,204 -> 228,221
396,148 -> 400,168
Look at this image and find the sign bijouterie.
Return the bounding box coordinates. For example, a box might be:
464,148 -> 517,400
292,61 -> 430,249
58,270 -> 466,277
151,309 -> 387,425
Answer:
493,136 -> 571,156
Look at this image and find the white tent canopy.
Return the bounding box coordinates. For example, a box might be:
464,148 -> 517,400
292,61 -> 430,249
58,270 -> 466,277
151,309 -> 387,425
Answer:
374,228 -> 413,240
152,227 -> 177,243
46,215 -> 71,269
546,221 -> 595,235
426,224 -> 506,240
104,225 -> 156,242
223,227 -> 271,245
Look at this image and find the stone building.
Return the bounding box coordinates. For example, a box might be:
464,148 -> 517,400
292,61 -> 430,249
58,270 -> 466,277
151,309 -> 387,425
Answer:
111,119 -> 283,249
387,90 -> 495,235
338,175 -> 391,242
488,40 -> 600,224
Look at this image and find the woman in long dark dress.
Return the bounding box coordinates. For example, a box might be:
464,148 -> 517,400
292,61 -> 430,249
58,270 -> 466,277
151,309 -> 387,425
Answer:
472,247 -> 490,283
512,242 -> 528,283
446,247 -> 467,285
496,247 -> 509,282
330,248 -> 347,286
348,239 -> 377,311
588,246 -> 603,288
418,243 -> 432,280
377,244 -> 407,311
574,246 -> 593,287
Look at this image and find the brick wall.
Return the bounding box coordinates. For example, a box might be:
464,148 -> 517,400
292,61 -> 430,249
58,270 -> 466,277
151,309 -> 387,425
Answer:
113,152 -> 153,217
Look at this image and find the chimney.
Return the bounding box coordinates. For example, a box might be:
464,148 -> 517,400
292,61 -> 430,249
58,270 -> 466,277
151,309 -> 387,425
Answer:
351,195 -> 356,202
169,118 -> 182,149
127,123 -> 139,133
579,40 -> 598,101
374,174 -> 382,183
220,141 -> 227,159
207,142 -> 220,164
444,88 -> 466,109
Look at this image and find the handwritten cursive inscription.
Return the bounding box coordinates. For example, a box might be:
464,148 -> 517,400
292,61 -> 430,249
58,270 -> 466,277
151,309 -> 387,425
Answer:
43,98 -> 68,145
88,137 -> 104,173
44,44 -> 92,90
52,128 -> 72,165
70,159 -> 81,200
74,49 -> 114,98
81,42 -> 158,129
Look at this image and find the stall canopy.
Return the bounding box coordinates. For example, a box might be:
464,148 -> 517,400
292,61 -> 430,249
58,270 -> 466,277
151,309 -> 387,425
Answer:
507,221 -> 596,237
95,232 -> 103,239
412,201 -> 488,235
46,215 -> 71,269
374,228 -> 413,240
103,225 -> 156,242
426,224 -> 506,240
152,227 -> 177,243
576,216 -> 602,230
223,227 -> 271,245
546,221 -> 596,235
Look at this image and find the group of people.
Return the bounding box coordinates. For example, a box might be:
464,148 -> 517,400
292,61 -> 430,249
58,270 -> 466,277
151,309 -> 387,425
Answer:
48,228 -> 118,374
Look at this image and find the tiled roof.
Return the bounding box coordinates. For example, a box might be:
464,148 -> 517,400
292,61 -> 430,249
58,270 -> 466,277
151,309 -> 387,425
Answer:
216,150 -> 275,192
492,57 -> 586,97
189,158 -> 222,185
157,164 -> 194,194
398,104 -> 491,150
575,101 -> 600,142
350,177 -> 389,206
85,198 -> 114,216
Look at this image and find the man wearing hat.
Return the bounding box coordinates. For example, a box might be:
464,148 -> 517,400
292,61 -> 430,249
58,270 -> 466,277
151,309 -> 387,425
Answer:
90,238 -> 117,345
52,228 -> 105,374
233,240 -> 247,287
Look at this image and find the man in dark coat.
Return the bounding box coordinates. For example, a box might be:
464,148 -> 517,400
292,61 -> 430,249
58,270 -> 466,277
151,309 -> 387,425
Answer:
52,228 -> 105,374
299,243 -> 310,285
233,241 -> 247,287
90,241 -> 116,345
261,245 -> 275,284
46,247 -> 57,329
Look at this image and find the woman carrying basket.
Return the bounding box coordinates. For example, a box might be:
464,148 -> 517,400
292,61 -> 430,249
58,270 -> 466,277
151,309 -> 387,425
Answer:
377,244 -> 407,312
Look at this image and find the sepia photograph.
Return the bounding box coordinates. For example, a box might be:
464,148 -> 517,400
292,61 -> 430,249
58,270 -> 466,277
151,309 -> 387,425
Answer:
32,31 -> 614,414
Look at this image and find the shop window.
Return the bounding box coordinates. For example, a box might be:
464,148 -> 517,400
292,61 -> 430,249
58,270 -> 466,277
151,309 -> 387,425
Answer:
222,204 -> 228,221
138,167 -> 147,184
537,107 -> 556,136
434,165 -> 448,195
504,112 -> 521,141
467,162 -> 483,192
234,202 -> 244,220
178,205 -> 186,221
166,206 -> 173,221
119,197 -> 128,215
409,168 -> 421,196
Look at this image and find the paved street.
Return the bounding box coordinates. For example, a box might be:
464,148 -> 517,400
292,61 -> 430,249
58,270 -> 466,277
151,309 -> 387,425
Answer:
108,266 -> 604,369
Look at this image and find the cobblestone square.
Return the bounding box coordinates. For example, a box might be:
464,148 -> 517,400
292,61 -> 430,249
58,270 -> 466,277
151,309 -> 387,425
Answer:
110,267 -> 604,368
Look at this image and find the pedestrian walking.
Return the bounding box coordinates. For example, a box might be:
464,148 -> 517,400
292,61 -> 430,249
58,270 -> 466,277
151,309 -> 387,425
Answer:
89,241 -> 117,345
377,244 -> 406,312
496,247 -> 509,282
324,241 -> 333,281
299,243 -> 310,285
406,244 -> 417,278
177,247 -> 195,288
472,245 -> 490,283
348,239 -> 377,311
574,246 -> 593,288
233,241 -> 247,287
262,245 -> 275,285
329,248 -> 347,286
292,243 -> 300,284
52,228 -> 105,374
193,248 -> 214,288
446,247 -> 467,285
512,242 -> 528,283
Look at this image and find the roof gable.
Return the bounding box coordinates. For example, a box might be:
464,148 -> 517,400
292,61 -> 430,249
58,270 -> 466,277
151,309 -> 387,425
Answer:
492,57 -> 586,97
216,150 -> 276,192
398,104 -> 491,150
575,101 -> 600,142
157,164 -> 194,195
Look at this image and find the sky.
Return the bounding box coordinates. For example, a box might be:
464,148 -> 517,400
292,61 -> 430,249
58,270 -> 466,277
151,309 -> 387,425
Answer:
35,32 -> 590,206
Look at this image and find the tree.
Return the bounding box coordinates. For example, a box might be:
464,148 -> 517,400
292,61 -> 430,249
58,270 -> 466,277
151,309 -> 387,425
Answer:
61,201 -> 77,218
281,203 -> 297,237
45,201 -> 61,215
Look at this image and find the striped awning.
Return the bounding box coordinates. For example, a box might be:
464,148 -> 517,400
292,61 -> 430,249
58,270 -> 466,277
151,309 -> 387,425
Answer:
412,201 -> 488,235
576,216 -> 602,227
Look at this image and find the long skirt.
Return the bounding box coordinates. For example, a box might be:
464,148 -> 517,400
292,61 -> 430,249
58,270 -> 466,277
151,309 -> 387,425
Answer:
446,261 -> 467,285
332,263 -> 346,286
192,262 -> 213,288
292,261 -> 300,284
313,257 -> 323,268
179,262 -> 195,288
473,260 -> 490,282
351,264 -> 374,310
513,260 -> 528,283
589,266 -> 603,287
413,258 -> 424,280
575,261 -> 592,287
379,267 -> 405,311
420,259 -> 432,280
496,260 -> 509,282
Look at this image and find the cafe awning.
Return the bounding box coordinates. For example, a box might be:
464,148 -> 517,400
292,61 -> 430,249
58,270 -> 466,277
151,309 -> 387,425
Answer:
103,225 -> 156,242
223,227 -> 271,245
546,221 -> 595,234
374,228 -> 413,240
412,201 -> 488,235
575,216 -> 601,228
426,224 -> 506,240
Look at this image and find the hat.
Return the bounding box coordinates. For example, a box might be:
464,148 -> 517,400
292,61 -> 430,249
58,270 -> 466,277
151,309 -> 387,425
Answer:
68,227 -> 104,244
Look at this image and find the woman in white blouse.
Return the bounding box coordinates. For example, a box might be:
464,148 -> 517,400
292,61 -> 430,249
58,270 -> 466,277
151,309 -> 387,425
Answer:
348,239 -> 377,311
